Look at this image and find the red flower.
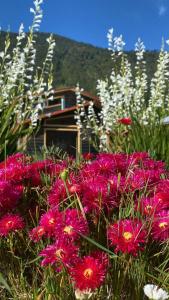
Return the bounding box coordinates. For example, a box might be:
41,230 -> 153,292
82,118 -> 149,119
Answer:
29,225 -> 46,242
127,169 -> 162,191
153,192 -> 169,210
40,239 -> 79,270
107,219 -> 147,256
91,250 -> 109,269
0,181 -> 23,212
118,118 -> 132,125
39,209 -> 59,237
69,255 -> 107,291
0,214 -> 24,237
129,152 -> 149,163
136,196 -> 167,217
54,209 -> 89,241
83,153 -> 95,161
68,184 -> 81,194
81,176 -> 110,214
47,179 -> 67,208
151,210 -> 169,241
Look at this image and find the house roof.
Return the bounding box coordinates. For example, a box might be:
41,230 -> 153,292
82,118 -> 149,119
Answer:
24,87 -> 100,124
51,87 -> 100,106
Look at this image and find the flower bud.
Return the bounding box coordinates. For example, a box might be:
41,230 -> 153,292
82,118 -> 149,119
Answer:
60,169 -> 68,181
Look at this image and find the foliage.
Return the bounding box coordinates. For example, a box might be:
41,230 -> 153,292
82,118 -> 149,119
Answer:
0,152 -> 169,299
75,30 -> 169,165
0,0 -> 55,160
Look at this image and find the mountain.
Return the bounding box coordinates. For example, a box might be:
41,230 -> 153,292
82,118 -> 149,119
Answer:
0,31 -> 159,94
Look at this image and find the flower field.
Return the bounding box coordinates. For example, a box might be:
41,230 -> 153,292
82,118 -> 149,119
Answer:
0,152 -> 169,299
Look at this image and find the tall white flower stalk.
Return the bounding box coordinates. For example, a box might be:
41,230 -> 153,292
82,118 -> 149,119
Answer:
75,28 -> 169,153
0,0 -> 55,157
75,84 -> 101,150
143,42 -> 169,124
133,38 -> 147,116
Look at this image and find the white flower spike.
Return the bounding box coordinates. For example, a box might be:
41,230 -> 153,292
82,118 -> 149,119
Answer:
75,289 -> 93,300
143,284 -> 169,300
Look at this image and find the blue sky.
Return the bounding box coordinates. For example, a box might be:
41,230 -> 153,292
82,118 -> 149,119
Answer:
0,0 -> 169,50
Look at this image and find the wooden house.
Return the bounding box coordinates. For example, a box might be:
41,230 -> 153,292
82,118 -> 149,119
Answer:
26,87 -> 100,157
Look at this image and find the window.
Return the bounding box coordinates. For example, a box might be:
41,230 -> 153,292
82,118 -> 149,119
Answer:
46,130 -> 77,157
46,96 -> 65,110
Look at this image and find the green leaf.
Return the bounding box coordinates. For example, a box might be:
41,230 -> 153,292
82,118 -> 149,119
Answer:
80,233 -> 118,258
0,272 -> 12,295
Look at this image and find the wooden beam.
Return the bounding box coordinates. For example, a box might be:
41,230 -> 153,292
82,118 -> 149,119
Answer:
44,124 -> 78,129
45,128 -> 78,132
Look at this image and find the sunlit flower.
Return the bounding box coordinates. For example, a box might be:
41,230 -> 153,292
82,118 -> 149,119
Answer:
143,284 -> 169,299
81,176 -> 110,214
47,178 -> 67,207
54,209 -> 89,241
40,239 -> 79,270
107,219 -> 147,256
29,225 -> 46,242
127,169 -> 162,191
69,255 -> 107,291
39,209 -> 59,236
90,250 -> 109,269
151,210 -> 169,241
136,196 -> 165,217
0,214 -> 24,236
118,117 -> 132,125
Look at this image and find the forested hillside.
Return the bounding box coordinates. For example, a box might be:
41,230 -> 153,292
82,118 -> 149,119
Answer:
0,31 -> 159,94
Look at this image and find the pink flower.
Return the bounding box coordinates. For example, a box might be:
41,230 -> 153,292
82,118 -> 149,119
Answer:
142,158 -> 165,171
129,152 -> 149,163
47,179 -> 67,207
48,172 -> 81,209
127,169 -> 161,191
136,196 -> 167,217
107,219 -> 147,256
48,161 -> 68,178
23,160 -> 52,186
40,239 -> 79,270
153,192 -> 169,210
54,209 -> 89,241
0,153 -> 28,183
39,209 -> 59,237
81,176 -> 117,214
91,250 -> 109,269
0,153 -> 27,170
81,153 -> 128,178
0,181 -> 23,212
0,214 -> 24,236
151,210 -> 169,241
29,225 -> 46,242
69,255 -> 107,291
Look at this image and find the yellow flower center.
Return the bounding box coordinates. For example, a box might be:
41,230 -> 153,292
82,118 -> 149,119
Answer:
37,227 -> 45,235
6,221 -> 14,228
145,205 -> 153,213
55,249 -> 64,259
63,225 -> 73,235
146,205 -> 152,210
48,218 -> 55,225
123,231 -> 133,241
83,268 -> 93,279
159,221 -> 168,229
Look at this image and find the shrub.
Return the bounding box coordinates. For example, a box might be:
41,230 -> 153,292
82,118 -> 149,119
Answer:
0,152 -> 168,299
0,0 -> 55,160
75,30 -> 169,164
